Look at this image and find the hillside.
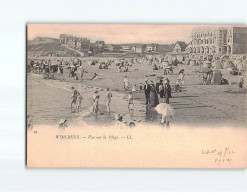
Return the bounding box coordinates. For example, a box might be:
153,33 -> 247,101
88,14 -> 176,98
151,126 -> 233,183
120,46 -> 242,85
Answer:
27,37 -> 82,58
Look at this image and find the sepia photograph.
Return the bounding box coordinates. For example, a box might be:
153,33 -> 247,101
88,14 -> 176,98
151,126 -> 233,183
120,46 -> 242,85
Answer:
26,24 -> 247,168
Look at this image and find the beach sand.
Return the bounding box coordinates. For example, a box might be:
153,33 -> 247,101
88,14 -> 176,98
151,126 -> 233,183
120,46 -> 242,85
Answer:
27,57 -> 247,128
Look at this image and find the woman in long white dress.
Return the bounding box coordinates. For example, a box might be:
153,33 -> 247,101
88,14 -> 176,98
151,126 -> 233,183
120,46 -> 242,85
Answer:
178,69 -> 185,85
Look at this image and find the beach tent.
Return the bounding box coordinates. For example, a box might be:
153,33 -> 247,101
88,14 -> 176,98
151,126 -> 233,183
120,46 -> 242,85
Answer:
189,60 -> 196,66
212,60 -> 223,69
202,60 -> 212,68
243,59 -> 247,70
196,60 -> 203,66
212,70 -> 222,85
233,59 -> 243,69
147,59 -> 153,65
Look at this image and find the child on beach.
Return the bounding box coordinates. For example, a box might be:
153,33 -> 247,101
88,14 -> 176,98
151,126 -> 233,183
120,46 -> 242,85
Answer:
139,83 -> 143,90
77,92 -> 83,112
127,92 -> 135,110
174,79 -> 182,92
123,76 -> 129,90
92,90 -> 102,116
115,114 -> 124,129
70,87 -> 78,113
80,68 -> 85,81
132,84 -> 136,92
104,88 -> 112,114
239,76 -> 244,90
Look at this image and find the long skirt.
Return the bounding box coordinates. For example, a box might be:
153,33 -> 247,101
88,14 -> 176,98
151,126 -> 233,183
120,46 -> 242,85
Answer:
165,93 -> 169,104
150,91 -> 159,107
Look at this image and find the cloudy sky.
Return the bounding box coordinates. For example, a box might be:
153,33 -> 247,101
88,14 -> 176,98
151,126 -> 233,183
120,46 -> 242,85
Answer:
27,24 -> 227,44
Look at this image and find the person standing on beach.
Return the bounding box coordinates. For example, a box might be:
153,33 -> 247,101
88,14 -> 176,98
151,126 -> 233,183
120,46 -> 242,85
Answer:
104,88 -> 112,114
80,68 -> 85,82
150,81 -> 159,107
123,76 -> 129,90
178,69 -> 185,85
127,92 -> 135,110
164,79 -> 171,104
144,80 -> 151,105
77,92 -> 83,112
70,87 -> 78,113
239,76 -> 244,91
92,91 -> 101,116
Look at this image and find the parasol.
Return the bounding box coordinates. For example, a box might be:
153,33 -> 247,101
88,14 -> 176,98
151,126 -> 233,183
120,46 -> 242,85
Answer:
155,103 -> 175,120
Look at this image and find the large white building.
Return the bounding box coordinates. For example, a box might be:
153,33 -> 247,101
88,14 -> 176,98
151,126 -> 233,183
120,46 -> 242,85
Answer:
185,26 -> 247,59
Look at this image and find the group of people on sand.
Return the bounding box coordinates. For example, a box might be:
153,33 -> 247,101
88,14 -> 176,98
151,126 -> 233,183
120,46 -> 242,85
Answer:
122,71 -> 185,107
144,78 -> 172,106
117,59 -> 132,73
91,88 -> 113,116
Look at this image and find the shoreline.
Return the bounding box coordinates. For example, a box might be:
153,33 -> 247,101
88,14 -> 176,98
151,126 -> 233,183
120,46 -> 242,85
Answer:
27,72 -> 149,127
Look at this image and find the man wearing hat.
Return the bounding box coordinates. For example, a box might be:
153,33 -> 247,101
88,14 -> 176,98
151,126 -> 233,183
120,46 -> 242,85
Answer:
144,80 -> 151,104
164,79 -> 171,104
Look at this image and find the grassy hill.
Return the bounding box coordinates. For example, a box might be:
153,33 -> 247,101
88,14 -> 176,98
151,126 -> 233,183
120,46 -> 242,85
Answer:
27,37 -> 82,58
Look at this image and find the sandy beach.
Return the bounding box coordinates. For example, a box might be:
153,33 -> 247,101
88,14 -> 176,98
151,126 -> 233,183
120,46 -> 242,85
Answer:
27,56 -> 247,128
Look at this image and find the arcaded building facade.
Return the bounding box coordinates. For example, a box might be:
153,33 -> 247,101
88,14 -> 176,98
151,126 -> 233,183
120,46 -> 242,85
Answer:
186,26 -> 247,58
187,28 -> 227,56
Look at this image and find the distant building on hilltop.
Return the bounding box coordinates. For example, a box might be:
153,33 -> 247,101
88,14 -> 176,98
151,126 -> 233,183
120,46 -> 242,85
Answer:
122,45 -> 130,50
135,45 -> 145,53
77,38 -> 91,52
146,44 -> 158,52
173,41 -> 188,53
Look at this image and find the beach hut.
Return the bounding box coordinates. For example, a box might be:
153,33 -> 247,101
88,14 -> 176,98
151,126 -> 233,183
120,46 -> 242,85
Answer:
184,59 -> 190,65
147,59 -> 152,65
212,60 -> 223,69
177,55 -> 183,62
189,60 -> 196,66
212,70 -> 222,85
243,59 -> 247,70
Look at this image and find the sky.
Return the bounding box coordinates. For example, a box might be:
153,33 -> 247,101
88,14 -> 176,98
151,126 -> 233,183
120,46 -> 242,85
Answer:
27,24 -> 230,44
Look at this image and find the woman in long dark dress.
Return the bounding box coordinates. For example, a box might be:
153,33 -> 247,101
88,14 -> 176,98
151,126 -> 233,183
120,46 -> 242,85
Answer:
150,82 -> 159,107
